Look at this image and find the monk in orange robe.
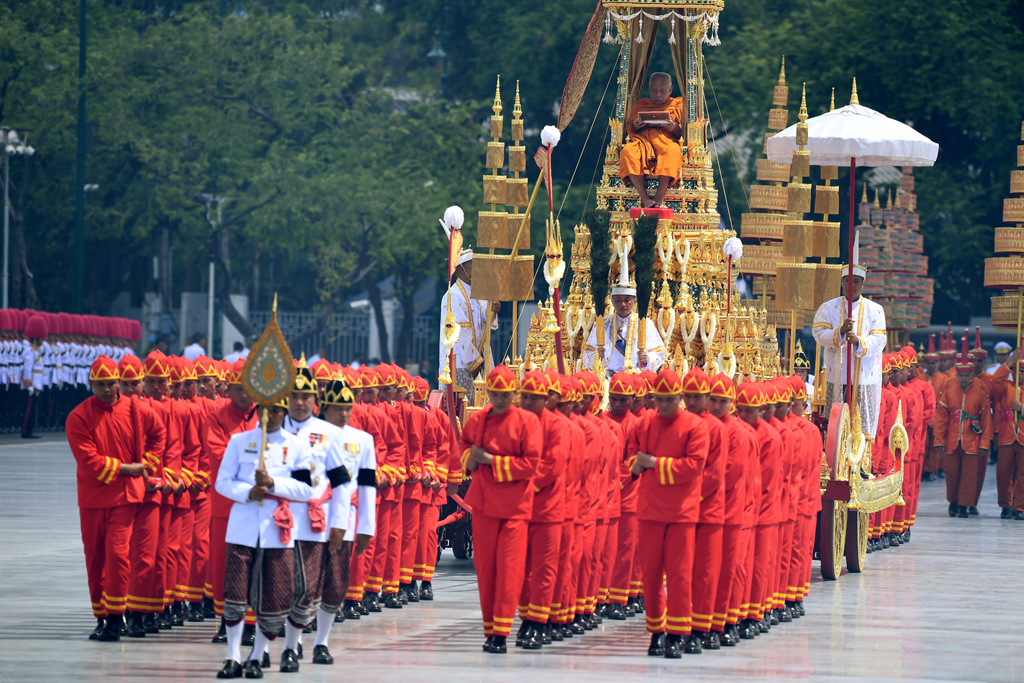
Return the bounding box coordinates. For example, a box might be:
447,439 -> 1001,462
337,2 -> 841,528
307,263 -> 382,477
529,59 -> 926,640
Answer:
619,72 -> 684,209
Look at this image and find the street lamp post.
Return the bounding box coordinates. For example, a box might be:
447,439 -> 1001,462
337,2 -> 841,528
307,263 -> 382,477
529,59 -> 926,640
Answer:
2,128 -> 35,309
200,193 -> 229,357
427,0 -> 450,100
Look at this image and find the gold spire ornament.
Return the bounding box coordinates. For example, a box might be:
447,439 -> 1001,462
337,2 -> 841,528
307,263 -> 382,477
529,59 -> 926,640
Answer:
850,77 -> 859,106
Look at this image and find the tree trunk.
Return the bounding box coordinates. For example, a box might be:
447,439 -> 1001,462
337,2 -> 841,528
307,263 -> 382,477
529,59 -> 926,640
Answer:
366,277 -> 390,364
160,224 -> 171,313
395,289 -> 415,367
12,152 -> 36,309
251,242 -> 260,311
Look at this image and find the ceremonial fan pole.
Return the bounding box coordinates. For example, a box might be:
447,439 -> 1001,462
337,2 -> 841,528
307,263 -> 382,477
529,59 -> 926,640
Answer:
539,125 -> 567,375
846,156 -> 856,407
438,207 -> 464,430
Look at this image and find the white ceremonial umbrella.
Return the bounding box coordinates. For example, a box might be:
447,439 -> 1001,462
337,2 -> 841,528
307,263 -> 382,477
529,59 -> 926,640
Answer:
765,81 -> 939,396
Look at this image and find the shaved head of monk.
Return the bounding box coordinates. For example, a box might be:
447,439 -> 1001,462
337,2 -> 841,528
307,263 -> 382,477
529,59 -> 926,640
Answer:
649,72 -> 672,105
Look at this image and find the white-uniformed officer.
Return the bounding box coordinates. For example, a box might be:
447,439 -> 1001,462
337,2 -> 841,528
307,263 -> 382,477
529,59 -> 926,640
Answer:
214,399 -> 313,679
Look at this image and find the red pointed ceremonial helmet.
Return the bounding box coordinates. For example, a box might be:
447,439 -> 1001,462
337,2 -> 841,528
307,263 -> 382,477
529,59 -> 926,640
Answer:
194,356 -> 218,378
376,364 -> 397,387
311,359 -> 333,383
485,364 -> 517,392
788,374 -> 806,400
168,356 -> 187,383
545,371 -> 563,397
970,326 -> 986,360
118,354 -> 144,382
412,376 -> 430,402
734,381 -> 761,408
574,371 -> 600,396
520,369 -> 550,396
922,333 -> 938,360
956,335 -> 974,372
709,372 -> 735,400
227,359 -> 247,385
180,356 -> 197,381
143,351 -> 171,378
359,365 -> 379,388
682,367 -> 711,394
608,371 -> 636,396
775,377 -> 793,401
651,368 -> 683,396
90,355 -> 120,382
902,344 -> 918,364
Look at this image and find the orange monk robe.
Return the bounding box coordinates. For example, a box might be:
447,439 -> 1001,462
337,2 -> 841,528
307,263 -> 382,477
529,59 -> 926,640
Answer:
619,97 -> 684,185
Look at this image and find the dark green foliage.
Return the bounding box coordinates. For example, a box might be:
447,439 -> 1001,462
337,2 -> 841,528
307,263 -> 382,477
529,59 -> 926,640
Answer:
632,214 -> 660,318
585,209 -> 611,318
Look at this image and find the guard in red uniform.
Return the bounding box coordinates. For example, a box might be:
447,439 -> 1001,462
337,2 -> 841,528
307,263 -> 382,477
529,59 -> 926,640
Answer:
705,373 -> 747,647
935,337 -> 993,517
549,375 -> 584,639
570,373 -> 603,631
628,367 -> 709,658
67,356 -> 166,641
515,370 -> 567,649
460,365 -> 542,654
680,367 -> 726,653
202,360 -> 256,643
901,346 -> 935,536
604,372 -> 639,620
396,371 -> 427,604
786,374 -> 822,614
768,378 -> 803,624
730,382 -> 762,640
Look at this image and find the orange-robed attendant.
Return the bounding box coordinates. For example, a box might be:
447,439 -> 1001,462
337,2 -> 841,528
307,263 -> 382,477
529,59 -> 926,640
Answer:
66,356 -> 166,641
460,365 -> 543,654
628,367 -> 709,659
619,72 -> 684,209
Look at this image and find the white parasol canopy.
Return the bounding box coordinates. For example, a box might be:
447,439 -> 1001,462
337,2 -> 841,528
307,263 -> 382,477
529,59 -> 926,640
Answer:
766,103 -> 939,168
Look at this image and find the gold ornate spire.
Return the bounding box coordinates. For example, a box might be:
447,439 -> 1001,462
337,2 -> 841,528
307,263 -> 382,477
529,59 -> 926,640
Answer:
850,77 -> 859,105
830,87 -> 836,112
873,188 -> 880,208
861,182 -> 868,204
887,188 -> 894,209
512,80 -> 522,121
492,75 -> 502,117
778,56 -> 786,86
798,82 -> 808,123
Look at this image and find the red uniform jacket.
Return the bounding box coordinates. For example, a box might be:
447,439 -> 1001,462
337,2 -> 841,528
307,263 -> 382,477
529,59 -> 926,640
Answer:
906,377 -> 936,458
605,410 -> 639,514
628,409 -> 709,524
771,416 -> 803,524
144,396 -> 182,507
573,413 -> 601,524
717,413 -> 748,526
788,413 -> 823,517
67,395 -> 166,509
556,411 -> 584,523
203,400 -> 257,519
397,402 -> 426,503
529,409 -> 567,524
934,378 -> 993,455
459,406 -> 542,520
899,383 -> 923,464
351,403 -> 391,484
734,420 -> 762,529
754,419 -> 782,526
697,410 -> 727,525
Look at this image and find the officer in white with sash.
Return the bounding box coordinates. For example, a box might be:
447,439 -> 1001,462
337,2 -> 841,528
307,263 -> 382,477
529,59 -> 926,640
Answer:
580,269 -> 666,375
438,248 -> 499,401
811,243 -> 886,439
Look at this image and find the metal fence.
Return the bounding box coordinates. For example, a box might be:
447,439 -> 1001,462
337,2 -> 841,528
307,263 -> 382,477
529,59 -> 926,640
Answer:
249,309 -> 515,367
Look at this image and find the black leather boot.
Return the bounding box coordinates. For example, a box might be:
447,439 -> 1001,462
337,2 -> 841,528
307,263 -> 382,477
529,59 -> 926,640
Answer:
363,592 -> 381,613
126,611 -> 146,638
407,580 -> 419,602
383,592 -> 402,609
521,622 -> 543,650
242,624 -> 255,647
396,586 -> 409,605
549,622 -> 564,641
684,633 -> 703,654
216,659 -> 242,679
89,617 -> 105,640
156,607 -> 172,630
541,622 -> 552,645
516,620 -> 529,647
720,625 -> 737,647
488,635 -> 507,654
187,602 -> 205,622
343,600 -> 361,620
203,596 -> 216,619
211,618 -> 227,643
98,615 -> 122,641
664,633 -> 683,658
702,630 -> 721,650
419,581 -> 434,601
647,631 -> 665,657
143,612 -> 160,635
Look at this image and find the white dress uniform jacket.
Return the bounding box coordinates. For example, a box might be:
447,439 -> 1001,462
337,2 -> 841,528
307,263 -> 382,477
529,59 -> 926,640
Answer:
329,424 -> 377,541
438,279 -> 498,375
283,414 -> 344,543
580,312 -> 667,374
216,427 -> 313,549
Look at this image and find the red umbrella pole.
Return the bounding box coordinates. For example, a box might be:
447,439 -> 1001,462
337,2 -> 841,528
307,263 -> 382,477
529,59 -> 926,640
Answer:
845,156 -> 856,405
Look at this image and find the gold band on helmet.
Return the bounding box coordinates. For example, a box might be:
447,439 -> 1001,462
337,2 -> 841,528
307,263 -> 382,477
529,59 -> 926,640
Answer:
322,379 -> 355,407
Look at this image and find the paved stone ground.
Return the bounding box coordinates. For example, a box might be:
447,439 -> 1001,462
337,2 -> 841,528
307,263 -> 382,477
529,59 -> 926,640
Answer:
1,432 -> 1022,682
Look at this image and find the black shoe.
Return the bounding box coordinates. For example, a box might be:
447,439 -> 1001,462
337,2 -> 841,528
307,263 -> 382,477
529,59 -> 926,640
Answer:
569,616 -> 585,634
624,599 -> 636,617
157,608 -> 172,630
1002,507 -> 1013,519
343,600 -> 361,620
296,642 -> 303,660
738,620 -> 756,639
396,587 -> 409,605
759,618 -> 770,633
581,614 -> 596,631
797,602 -> 805,617
922,472 -> 936,482
1014,510 -> 1024,520
89,617 -> 105,640
98,615 -> 122,641
684,633 -> 703,654
21,433 -> 40,439
260,652 -> 270,669
302,622 -> 312,634
550,623 -> 564,641
592,610 -> 603,625
560,624 -> 573,639
333,608 -> 345,624
521,623 -> 543,650
211,619 -> 227,643
419,581 -> 434,601
770,609 -> 780,625
482,635 -> 494,652
702,630 -> 721,650
968,506 -> 979,516
948,501 -> 959,517
488,635 -> 507,654
647,632 -> 665,657
596,603 -> 608,618
312,644 -> 333,664
126,612 -> 146,638
173,601 -> 186,626
780,605 -> 793,622
879,535 -> 890,549
280,648 -> 300,673
242,624 -> 255,647
957,506 -> 969,518
363,592 -> 381,613
541,623 -> 552,645
383,592 -> 402,609
203,596 -> 217,619
516,620 -> 529,647
407,581 -> 419,602
607,603 -> 626,620
188,602 -> 205,622
636,596 -> 645,613
938,469 -> 945,478
721,626 -> 737,647
663,633 -> 683,658
242,659 -> 263,679
217,659 -> 243,679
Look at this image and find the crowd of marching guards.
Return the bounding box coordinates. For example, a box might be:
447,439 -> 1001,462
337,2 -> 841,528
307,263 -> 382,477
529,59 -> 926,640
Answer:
64,340 -> 946,673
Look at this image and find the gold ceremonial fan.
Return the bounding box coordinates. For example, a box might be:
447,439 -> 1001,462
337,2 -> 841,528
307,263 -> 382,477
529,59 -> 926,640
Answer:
242,294 -> 295,467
